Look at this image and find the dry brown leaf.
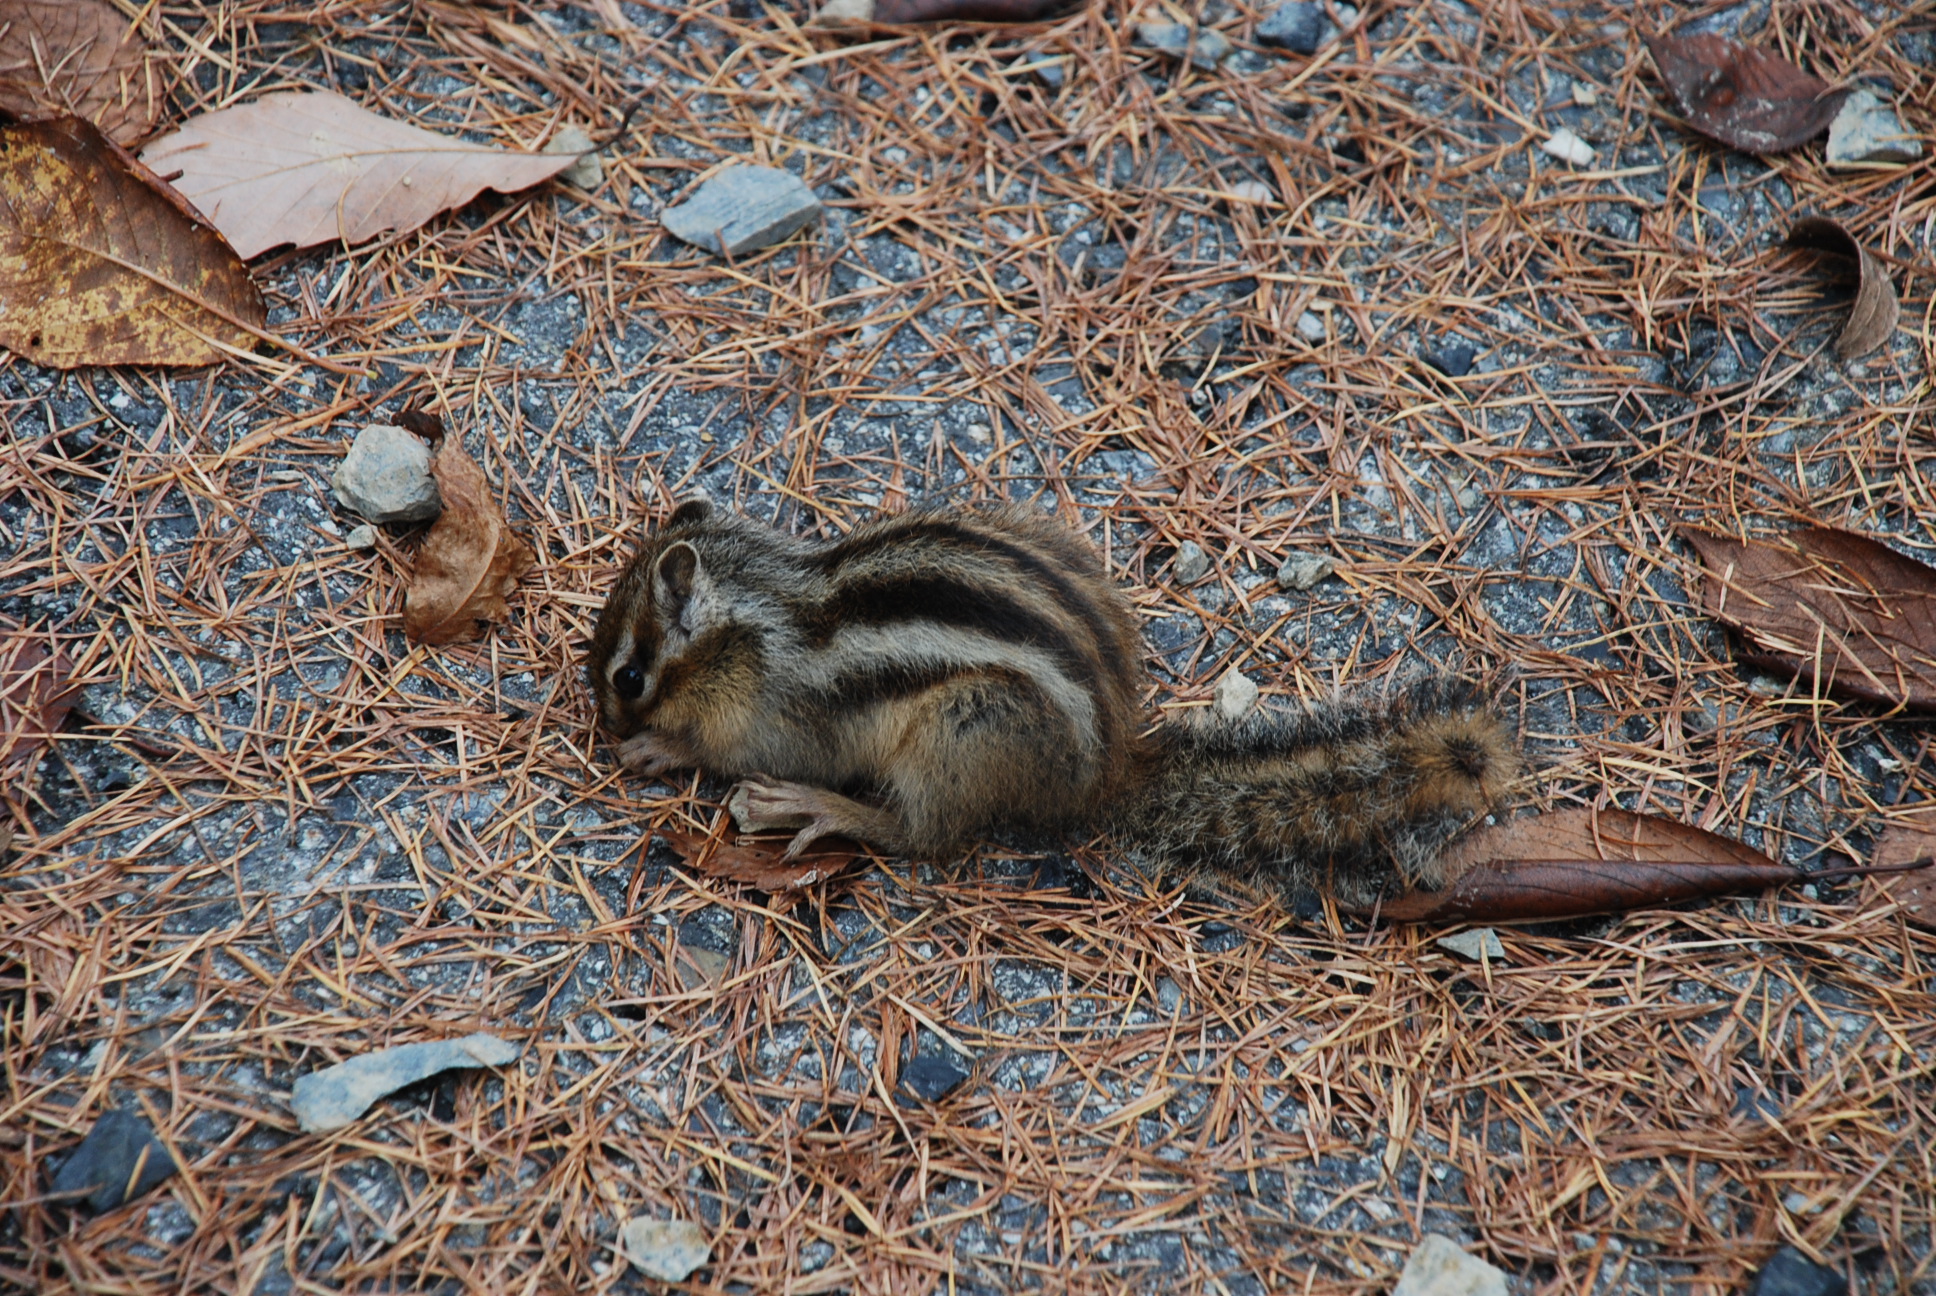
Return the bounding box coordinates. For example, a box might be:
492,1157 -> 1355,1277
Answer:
401,416 -> 535,646
0,0 -> 160,144
1786,217 -> 1900,360
1642,31 -> 1848,154
658,825 -> 864,900
1682,525 -> 1936,711
1,623 -> 76,789
1368,807 -> 1789,921
1865,822 -> 1936,930
138,89 -> 579,259
0,115 -> 264,368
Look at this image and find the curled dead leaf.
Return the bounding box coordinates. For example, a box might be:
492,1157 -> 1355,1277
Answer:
401,415 -> 535,646
1785,217 -> 1900,360
1,623 -> 76,790
1682,525 -> 1936,712
814,0 -> 1069,22
1368,807 -> 1791,922
139,90 -> 580,259
0,116 -> 265,368
1642,31 -> 1848,154
0,0 -> 161,144
658,824 -> 863,901
1864,822 -> 1936,930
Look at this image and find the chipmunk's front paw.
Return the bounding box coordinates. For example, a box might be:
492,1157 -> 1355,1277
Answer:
618,731 -> 690,777
728,777 -> 904,858
727,776 -> 818,835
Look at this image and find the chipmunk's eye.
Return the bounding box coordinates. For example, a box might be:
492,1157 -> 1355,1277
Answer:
613,664 -> 645,700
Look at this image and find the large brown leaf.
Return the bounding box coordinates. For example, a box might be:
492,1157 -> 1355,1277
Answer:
0,115 -> 264,368
1,624 -> 76,789
1642,31 -> 1848,154
139,90 -> 579,259
1682,526 -> 1936,712
1368,807 -> 1790,921
0,0 -> 160,144
1865,822 -> 1936,931
401,416 -> 535,646
1785,217 -> 1900,360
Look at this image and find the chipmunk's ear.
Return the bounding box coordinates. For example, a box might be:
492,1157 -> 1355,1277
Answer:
668,497 -> 714,528
652,541 -> 707,633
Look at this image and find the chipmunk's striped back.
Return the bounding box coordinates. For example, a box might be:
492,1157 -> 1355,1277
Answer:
589,501 -> 1146,855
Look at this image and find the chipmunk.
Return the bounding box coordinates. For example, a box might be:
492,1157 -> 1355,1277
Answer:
587,499 -> 1519,905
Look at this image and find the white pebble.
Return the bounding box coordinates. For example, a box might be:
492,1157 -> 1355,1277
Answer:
1540,129 -> 1595,167
1213,670 -> 1259,722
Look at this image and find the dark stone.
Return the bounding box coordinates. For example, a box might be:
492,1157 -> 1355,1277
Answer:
1749,1247 -> 1845,1296
1258,1 -> 1325,54
1426,340 -> 1477,377
1731,1085 -> 1783,1123
898,1055 -> 969,1105
50,1109 -> 179,1211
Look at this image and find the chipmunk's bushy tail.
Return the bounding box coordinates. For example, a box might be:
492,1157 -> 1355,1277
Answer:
1116,677 -> 1520,906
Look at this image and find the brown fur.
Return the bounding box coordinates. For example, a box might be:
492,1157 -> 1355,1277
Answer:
588,501 -> 1520,901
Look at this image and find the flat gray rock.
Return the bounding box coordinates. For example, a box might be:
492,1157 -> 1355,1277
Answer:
1435,928 -> 1506,962
1134,22 -> 1232,70
544,123 -> 603,190
620,1217 -> 711,1283
1257,1 -> 1326,53
50,1109 -> 178,1211
1826,90 -> 1922,168
1172,540 -> 1210,585
1393,1234 -> 1509,1296
1275,551 -> 1335,590
1213,670 -> 1259,721
290,1033 -> 520,1132
331,424 -> 441,524
661,165 -> 823,258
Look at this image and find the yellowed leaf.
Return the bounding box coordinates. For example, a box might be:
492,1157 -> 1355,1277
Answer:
401,416 -> 535,646
0,116 -> 264,368
0,0 -> 161,144
139,89 -> 579,259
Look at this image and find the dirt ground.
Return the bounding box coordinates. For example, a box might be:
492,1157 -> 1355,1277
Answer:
3,0 -> 1934,1292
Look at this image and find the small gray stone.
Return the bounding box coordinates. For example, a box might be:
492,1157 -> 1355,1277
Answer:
544,124 -> 602,190
620,1217 -> 711,1283
1213,669 -> 1259,721
1014,53 -> 1068,88
1134,22 -> 1232,70
1295,311 -> 1327,342
1275,551 -> 1334,591
331,424 -> 440,524
1257,1 -> 1326,54
898,1055 -> 969,1105
343,524 -> 375,551
661,165 -> 823,258
1826,90 -> 1922,168
1436,928 -> 1506,962
1173,540 -> 1211,585
289,1033 -> 519,1132
50,1109 -> 178,1211
1749,1246 -> 1846,1296
1155,976 -> 1183,1013
1393,1234 -> 1509,1296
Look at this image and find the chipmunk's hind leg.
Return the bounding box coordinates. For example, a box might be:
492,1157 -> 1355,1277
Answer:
728,777 -> 909,858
